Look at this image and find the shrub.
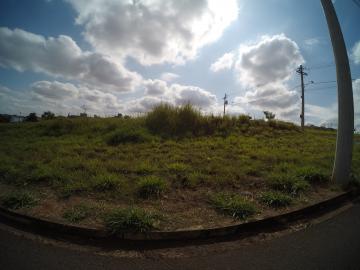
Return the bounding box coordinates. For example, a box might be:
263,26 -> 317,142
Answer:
210,192 -> 256,220
137,176 -> 166,199
106,127 -> 155,145
63,204 -> 92,223
268,173 -> 310,195
295,167 -> 330,184
259,191 -> 292,208
1,191 -> 37,209
25,112 -> 38,122
41,111 -> 55,120
103,207 -> 158,233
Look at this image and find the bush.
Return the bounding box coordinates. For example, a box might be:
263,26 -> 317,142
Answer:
63,204 -> 92,223
103,207 -> 158,233
259,191 -> 292,208
25,113 -> 38,122
210,192 -> 256,220
137,176 -> 166,199
106,127 -> 155,145
41,111 -> 55,120
268,173 -> 310,195
1,191 -> 37,209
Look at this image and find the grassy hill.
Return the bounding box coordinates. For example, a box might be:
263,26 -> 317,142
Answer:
0,104 -> 359,231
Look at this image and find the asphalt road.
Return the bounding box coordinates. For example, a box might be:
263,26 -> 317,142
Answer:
1,203 -> 360,270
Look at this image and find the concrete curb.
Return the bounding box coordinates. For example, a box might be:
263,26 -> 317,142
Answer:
0,189 -> 358,244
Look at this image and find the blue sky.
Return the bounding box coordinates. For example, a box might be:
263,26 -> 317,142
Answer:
0,0 -> 359,128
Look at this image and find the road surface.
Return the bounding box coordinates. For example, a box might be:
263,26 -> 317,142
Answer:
1,203 -> 360,270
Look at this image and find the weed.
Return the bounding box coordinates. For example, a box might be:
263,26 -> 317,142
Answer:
209,192 -> 256,220
92,174 -> 122,192
167,162 -> 189,174
267,173 -> 310,195
137,176 -> 167,199
295,166 -> 330,184
1,191 -> 37,209
259,191 -> 292,208
63,204 -> 92,223
103,207 -> 158,233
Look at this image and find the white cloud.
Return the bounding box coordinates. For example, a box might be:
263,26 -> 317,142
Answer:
304,38 -> 320,47
66,0 -> 239,65
210,52 -> 235,72
235,34 -> 304,86
0,27 -> 141,92
127,79 -> 218,113
160,72 -> 180,82
352,41 -> 360,65
31,81 -> 79,100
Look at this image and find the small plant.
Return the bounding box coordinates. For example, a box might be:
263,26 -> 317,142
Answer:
166,162 -> 189,174
268,174 -> 310,196
92,174 -> 121,192
263,111 -> 275,121
259,191 -> 292,208
1,191 -> 37,210
106,127 -> 155,145
210,192 -> 256,220
63,204 -> 92,223
103,207 -> 158,233
137,176 -> 166,199
296,167 -> 329,184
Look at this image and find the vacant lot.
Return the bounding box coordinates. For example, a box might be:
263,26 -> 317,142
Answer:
0,105 -> 359,232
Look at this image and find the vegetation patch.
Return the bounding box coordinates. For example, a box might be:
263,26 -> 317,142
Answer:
267,173 -> 310,196
63,204 -> 92,223
136,176 -> 167,199
209,192 -> 257,220
103,207 -> 158,233
106,127 -> 156,145
1,191 -> 38,210
295,166 -> 330,184
259,191 -> 292,208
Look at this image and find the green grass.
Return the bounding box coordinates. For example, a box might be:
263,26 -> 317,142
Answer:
103,207 -> 158,233
62,204 -> 92,223
267,173 -> 310,196
209,192 -> 257,220
136,176 -> 167,199
259,191 -> 293,208
1,191 -> 38,210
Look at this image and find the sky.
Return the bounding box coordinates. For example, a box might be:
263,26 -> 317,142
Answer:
0,0 -> 359,129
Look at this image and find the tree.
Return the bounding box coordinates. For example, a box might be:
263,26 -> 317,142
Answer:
263,111 -> 275,121
25,113 -> 38,122
41,111 -> 55,120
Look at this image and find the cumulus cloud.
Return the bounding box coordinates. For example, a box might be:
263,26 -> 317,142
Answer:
221,34 -> 304,120
127,79 -> 218,113
31,81 -> 79,100
210,52 -> 235,72
235,34 -> 304,86
0,27 -> 141,92
160,72 -> 180,82
66,0 -> 239,65
352,41 -> 360,65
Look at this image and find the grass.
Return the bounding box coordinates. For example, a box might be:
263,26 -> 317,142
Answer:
209,192 -> 257,220
103,207 -> 158,233
0,104 -> 359,229
259,191 -> 293,208
62,204 -> 92,223
1,191 -> 38,210
136,176 -> 167,199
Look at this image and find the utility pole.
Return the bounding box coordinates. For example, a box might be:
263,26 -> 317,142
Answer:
296,65 -> 307,129
321,0 -> 354,186
223,93 -> 228,117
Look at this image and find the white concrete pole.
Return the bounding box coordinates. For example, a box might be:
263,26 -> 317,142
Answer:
321,0 -> 354,186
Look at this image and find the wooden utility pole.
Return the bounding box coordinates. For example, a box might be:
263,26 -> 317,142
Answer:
321,0 -> 354,186
296,65 -> 307,129
223,93 -> 228,117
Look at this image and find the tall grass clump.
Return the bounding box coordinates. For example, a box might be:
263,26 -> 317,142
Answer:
106,127 -> 156,145
209,192 -> 256,220
145,103 -> 202,137
259,191 -> 292,208
137,176 -> 167,199
267,173 -> 310,196
1,191 -> 38,209
103,207 -> 158,233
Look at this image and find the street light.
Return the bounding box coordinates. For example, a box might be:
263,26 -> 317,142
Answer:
321,0 -> 354,186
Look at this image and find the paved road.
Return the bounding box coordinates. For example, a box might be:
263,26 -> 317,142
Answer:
1,204 -> 360,270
